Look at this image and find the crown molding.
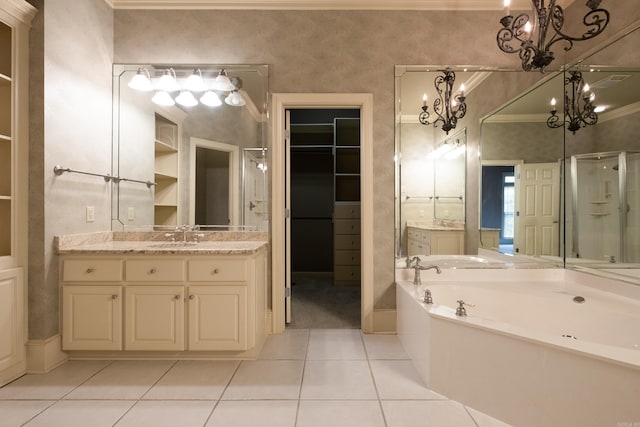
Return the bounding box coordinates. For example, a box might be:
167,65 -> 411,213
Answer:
107,0 -> 534,10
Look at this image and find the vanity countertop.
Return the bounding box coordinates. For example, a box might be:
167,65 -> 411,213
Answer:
55,231 -> 268,255
406,222 -> 464,231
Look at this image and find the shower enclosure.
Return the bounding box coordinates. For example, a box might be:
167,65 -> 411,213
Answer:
566,151 -> 640,263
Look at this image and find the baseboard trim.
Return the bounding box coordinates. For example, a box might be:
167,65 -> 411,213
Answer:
26,335 -> 68,374
372,309 -> 397,333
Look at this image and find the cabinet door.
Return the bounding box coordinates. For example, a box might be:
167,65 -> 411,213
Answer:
0,269 -> 24,374
187,285 -> 247,351
430,231 -> 464,255
62,285 -> 122,351
125,286 -> 184,351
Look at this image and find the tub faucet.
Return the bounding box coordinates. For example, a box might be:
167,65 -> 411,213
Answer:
423,289 -> 433,304
455,300 -> 475,316
413,263 -> 441,286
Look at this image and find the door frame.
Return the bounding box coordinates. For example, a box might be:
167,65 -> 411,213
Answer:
271,93 -> 374,334
189,137 -> 240,226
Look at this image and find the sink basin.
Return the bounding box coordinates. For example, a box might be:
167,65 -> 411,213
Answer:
148,242 -> 198,248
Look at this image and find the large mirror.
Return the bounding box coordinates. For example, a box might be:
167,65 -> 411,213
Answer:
395,67 -> 471,261
112,64 -> 269,230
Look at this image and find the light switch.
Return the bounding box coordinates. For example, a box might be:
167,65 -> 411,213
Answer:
86,206 -> 95,223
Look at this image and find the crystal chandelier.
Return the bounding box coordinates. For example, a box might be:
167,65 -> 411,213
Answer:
497,0 -> 610,72
419,70 -> 466,135
546,71 -> 597,134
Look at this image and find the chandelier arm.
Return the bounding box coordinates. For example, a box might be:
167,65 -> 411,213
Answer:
546,6 -> 610,52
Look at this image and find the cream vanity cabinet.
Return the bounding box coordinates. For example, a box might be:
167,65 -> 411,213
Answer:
407,227 -> 465,256
61,249 -> 266,354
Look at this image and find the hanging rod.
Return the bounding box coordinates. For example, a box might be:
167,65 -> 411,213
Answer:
434,195 -> 464,200
53,165 -> 156,188
405,195 -> 433,200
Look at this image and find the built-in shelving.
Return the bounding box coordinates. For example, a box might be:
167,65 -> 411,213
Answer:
154,113 -> 180,225
0,22 -> 12,258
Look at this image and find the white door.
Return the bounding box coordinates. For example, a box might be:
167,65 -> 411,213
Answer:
514,162 -> 560,256
284,110 -> 292,323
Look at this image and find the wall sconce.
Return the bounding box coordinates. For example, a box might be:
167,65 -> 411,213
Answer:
547,71 -> 598,134
427,138 -> 464,159
419,69 -> 466,135
497,0 -> 610,72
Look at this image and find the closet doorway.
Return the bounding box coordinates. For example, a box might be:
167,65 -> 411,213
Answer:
286,109 -> 361,329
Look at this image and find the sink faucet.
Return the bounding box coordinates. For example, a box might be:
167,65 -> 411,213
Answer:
455,300 -> 475,316
412,261 -> 441,286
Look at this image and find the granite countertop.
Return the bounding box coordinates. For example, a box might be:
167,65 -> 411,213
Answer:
55,231 -> 268,255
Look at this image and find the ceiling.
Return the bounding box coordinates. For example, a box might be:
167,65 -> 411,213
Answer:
106,0 -> 542,10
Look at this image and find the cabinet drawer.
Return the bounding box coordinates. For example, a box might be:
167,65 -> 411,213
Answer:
63,259 -> 123,282
125,259 -> 185,282
334,250 -> 361,266
334,266 -> 361,282
334,219 -> 361,234
188,259 -> 248,282
334,204 -> 360,219
334,234 -> 361,250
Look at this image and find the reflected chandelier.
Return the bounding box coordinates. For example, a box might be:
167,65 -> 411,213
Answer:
419,69 -> 466,135
546,71 -> 597,134
497,0 -> 610,72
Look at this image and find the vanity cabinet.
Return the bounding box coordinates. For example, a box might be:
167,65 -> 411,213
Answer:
407,227 -> 465,256
60,248 -> 266,355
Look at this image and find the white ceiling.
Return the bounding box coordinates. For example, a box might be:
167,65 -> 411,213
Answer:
106,0 -> 543,10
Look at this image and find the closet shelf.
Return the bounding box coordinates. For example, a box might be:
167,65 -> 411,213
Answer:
589,200 -> 609,204
589,212 -> 610,216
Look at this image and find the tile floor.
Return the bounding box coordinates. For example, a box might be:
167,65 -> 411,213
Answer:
0,329 -> 511,427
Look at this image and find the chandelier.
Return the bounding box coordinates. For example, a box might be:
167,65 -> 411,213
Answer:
419,69 -> 466,135
547,71 -> 597,134
497,0 -> 610,72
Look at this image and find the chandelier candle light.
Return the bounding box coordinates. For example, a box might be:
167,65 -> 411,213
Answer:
547,71 -> 598,134
497,0 -> 610,72
419,69 -> 467,135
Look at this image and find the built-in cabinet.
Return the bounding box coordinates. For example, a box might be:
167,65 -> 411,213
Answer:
154,111 -> 182,225
61,249 -> 267,355
407,227 -> 465,256
0,1 -> 35,386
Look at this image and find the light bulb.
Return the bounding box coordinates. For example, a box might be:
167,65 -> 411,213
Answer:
422,93 -> 428,106
225,90 -> 246,107
128,68 -> 153,91
175,90 -> 198,107
152,90 -> 175,106
459,83 -> 465,97
503,0 -> 510,14
212,69 -> 236,92
157,68 -> 180,92
184,68 -> 207,92
550,97 -> 556,107
200,91 -> 222,107
524,21 -> 532,33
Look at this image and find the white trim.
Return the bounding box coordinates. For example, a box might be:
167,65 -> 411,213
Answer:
0,0 -> 37,26
108,0 -> 533,10
483,113 -> 549,123
271,93 -> 374,334
598,100 -> 640,123
189,138 -> 240,226
239,89 -> 267,123
26,335 -> 68,374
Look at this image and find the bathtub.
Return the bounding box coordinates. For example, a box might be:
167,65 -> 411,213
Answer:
396,268 -> 640,427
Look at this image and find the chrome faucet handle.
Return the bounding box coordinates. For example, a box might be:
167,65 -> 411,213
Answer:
424,289 -> 433,304
455,300 -> 474,316
411,256 -> 421,267
164,233 -> 176,242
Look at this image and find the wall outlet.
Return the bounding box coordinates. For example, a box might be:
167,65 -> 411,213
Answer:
86,206 -> 95,223
128,207 -> 135,221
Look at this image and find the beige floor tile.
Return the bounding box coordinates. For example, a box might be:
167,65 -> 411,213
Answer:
143,360 -> 239,400
0,400 -> 54,427
0,361 -> 110,400
25,400 -> 135,427
306,329 -> 366,360
258,329 -> 309,360
369,360 -> 446,400
466,406 -> 513,427
205,400 -> 297,427
382,400 -> 478,427
362,334 -> 409,360
301,360 -> 377,400
221,360 -> 304,400
64,360 -> 175,400
115,400 -> 214,427
296,400 -> 386,427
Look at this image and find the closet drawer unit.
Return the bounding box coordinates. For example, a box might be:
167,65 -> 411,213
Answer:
334,250 -> 361,266
334,204 -> 360,219
125,259 -> 185,282
62,259 -> 123,282
334,234 -> 361,250
334,266 -> 361,282
188,259 -> 248,283
334,219 -> 361,235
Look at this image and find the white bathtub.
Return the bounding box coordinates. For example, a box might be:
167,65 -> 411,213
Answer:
396,268 -> 640,427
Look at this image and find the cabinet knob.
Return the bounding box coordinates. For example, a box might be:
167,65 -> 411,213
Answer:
149,268 -> 156,274
189,294 -> 195,300
211,268 -> 219,274
111,294 -> 118,300
174,295 -> 181,300
86,268 -> 94,274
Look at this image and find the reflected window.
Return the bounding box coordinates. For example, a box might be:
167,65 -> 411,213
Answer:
502,173 -> 515,243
